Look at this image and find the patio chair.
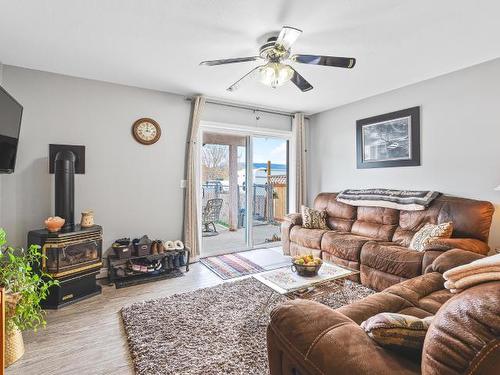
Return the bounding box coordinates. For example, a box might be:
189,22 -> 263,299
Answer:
202,198 -> 223,235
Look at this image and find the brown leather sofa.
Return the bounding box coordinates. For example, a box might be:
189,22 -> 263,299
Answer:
267,249 -> 500,375
282,193 -> 494,291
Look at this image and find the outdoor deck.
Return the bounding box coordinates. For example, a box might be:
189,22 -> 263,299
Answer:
202,223 -> 281,257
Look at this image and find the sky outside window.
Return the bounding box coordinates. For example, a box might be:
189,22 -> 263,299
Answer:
252,137 -> 287,165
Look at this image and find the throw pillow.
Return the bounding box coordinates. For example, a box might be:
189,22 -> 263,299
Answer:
409,222 -> 453,251
361,313 -> 434,350
301,205 -> 329,230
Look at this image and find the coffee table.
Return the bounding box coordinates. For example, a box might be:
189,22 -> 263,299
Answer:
253,262 -> 359,319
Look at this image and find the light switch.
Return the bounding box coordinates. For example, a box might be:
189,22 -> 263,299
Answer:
180,179 -> 187,188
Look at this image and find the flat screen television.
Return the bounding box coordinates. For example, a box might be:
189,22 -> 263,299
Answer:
0,84 -> 23,173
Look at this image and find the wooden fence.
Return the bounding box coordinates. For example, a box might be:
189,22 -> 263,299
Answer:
268,175 -> 287,222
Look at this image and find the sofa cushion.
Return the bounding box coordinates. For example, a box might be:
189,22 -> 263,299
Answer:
360,265 -> 408,291
361,242 -> 423,279
409,222 -> 453,251
289,226 -> 327,250
321,232 -> 372,262
392,206 -> 441,246
361,313 -> 433,350
425,248 -> 484,275
337,288 -> 414,324
436,195 -> 495,242
392,195 -> 495,246
314,192 -> 357,231
413,289 -> 452,315
338,272 -> 448,325
289,243 -> 321,259
351,206 -> 399,241
384,271 -> 452,316
301,205 -> 329,229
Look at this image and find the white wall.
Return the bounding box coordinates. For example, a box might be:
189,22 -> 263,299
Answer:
1,66 -> 191,250
309,58 -> 500,249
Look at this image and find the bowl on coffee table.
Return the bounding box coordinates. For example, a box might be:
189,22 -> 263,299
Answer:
291,255 -> 323,277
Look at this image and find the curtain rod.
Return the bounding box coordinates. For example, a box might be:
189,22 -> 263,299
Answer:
184,97 -> 309,120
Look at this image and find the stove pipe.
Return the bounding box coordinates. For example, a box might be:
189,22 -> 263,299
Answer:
54,150 -> 75,229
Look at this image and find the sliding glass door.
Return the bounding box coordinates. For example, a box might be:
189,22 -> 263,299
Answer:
200,128 -> 290,256
201,132 -> 248,256
250,136 -> 289,248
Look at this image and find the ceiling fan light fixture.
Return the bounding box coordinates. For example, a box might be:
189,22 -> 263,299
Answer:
203,26 -> 356,92
258,62 -> 293,88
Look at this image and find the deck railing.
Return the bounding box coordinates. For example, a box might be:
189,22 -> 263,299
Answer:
202,178 -> 287,227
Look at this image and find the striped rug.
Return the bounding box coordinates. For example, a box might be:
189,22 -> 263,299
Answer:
200,252 -> 266,280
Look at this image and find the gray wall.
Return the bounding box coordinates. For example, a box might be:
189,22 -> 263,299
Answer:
0,65 -> 293,250
203,102 -> 292,131
309,58 -> 500,249
0,62 -> 3,229
0,174 -> 2,233
1,66 -> 191,249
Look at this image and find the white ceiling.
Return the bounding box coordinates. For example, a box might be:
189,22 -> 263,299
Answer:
1,0 -> 500,114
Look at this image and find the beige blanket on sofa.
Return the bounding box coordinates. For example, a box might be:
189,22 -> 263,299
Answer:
444,272 -> 500,290
443,253 -> 500,281
443,265 -> 500,282
443,253 -> 500,293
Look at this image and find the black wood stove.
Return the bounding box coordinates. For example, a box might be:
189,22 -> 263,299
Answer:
28,225 -> 103,309
28,144 -> 102,309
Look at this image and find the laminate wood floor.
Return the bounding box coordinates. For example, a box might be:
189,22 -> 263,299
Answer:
6,262 -> 223,375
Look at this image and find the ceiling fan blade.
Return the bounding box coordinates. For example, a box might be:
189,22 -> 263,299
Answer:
275,26 -> 302,51
291,54 -> 356,68
227,65 -> 263,92
200,56 -> 261,66
289,67 -> 313,92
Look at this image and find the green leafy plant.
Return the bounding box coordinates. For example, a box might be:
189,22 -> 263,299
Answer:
0,228 -> 59,332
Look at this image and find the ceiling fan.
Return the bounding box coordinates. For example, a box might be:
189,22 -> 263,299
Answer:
200,26 -> 356,92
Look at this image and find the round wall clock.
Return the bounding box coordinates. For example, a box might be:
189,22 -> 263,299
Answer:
132,118 -> 161,145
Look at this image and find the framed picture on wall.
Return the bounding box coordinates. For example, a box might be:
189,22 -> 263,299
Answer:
356,106 -> 420,169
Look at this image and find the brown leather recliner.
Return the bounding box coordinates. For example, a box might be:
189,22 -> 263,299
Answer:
282,193 -> 494,291
267,249 -> 500,375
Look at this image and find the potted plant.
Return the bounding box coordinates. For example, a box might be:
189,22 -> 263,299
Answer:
0,228 -> 58,367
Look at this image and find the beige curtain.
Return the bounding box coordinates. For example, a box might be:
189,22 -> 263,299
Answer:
293,113 -> 307,211
183,95 -> 206,260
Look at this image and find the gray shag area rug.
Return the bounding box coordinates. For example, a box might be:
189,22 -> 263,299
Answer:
121,277 -> 374,375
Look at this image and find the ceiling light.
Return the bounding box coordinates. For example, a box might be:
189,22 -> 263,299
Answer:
258,62 -> 294,88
